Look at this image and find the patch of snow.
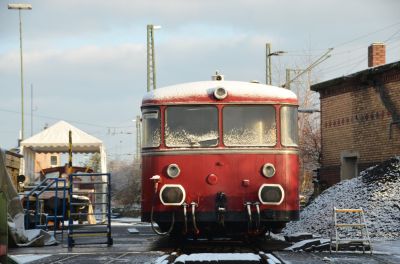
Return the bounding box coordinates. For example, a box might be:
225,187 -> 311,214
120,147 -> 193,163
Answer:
143,81 -> 297,102
113,217 -> 141,223
224,126 -> 276,146
111,222 -> 133,226
9,254 -> 51,264
165,129 -> 218,147
154,255 -> 169,264
112,217 -> 144,226
174,253 -> 261,262
284,157 -> 400,239
127,228 -> 139,234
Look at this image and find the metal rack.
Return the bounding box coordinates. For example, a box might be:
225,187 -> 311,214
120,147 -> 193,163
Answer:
68,173 -> 112,248
330,207 -> 372,253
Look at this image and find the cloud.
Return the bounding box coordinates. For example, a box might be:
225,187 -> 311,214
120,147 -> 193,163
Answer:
1,0 -> 400,150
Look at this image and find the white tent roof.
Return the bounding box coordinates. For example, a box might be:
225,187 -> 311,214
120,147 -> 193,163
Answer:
20,120 -> 103,153
20,120 -> 107,182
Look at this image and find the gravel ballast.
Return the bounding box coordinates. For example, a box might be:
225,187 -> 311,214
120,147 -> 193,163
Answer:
284,157 -> 400,239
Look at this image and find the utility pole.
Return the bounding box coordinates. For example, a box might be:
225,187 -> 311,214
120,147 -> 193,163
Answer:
285,68 -> 304,90
135,115 -> 141,162
30,84 -> 33,136
266,43 -> 271,85
147,24 -> 161,92
266,43 -> 286,85
285,69 -> 291,90
8,3 -> 32,141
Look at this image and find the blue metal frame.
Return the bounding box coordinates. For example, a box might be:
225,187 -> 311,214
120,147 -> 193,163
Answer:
68,173 -> 112,248
25,178 -> 67,238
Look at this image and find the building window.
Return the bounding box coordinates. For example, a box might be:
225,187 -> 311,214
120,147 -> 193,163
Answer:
50,155 -> 58,167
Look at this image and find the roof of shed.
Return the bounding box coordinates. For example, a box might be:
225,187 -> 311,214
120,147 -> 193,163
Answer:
311,61 -> 400,92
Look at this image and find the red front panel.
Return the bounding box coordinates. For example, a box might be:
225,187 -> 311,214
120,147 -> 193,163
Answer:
141,151 -> 299,218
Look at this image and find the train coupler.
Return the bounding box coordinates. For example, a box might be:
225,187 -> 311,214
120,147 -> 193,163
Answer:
216,192 -> 227,227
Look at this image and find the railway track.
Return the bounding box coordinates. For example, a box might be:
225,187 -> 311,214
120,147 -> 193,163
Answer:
155,236 -> 286,263
15,225 -> 400,264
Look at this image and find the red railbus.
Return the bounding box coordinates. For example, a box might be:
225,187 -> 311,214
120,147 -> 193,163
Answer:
141,75 -> 299,237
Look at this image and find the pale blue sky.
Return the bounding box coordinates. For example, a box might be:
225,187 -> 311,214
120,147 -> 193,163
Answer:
1,0 -> 400,159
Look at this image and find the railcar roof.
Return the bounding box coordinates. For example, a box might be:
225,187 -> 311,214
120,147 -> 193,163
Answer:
142,81 -> 298,105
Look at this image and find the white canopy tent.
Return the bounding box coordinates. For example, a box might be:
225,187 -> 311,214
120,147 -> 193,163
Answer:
20,120 -> 107,184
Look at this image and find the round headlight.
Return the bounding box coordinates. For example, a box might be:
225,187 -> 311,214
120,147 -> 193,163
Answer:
258,184 -> 284,204
262,163 -> 276,178
160,184 -> 186,205
214,87 -> 228,100
167,164 -> 180,178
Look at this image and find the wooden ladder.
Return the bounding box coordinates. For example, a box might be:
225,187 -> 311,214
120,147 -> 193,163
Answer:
330,207 -> 372,253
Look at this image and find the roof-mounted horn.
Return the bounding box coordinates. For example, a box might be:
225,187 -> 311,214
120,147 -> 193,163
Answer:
212,71 -> 224,81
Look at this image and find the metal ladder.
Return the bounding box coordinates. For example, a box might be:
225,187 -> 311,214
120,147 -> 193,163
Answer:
68,172 -> 112,248
330,207 -> 372,253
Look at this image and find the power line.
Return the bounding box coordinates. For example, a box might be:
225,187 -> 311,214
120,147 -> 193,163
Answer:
384,28 -> 400,42
284,21 -> 400,56
0,107 -> 135,129
332,21 -> 400,48
320,40 -> 400,75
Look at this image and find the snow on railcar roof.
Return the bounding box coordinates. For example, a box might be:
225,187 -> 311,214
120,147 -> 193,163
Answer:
142,81 -> 297,103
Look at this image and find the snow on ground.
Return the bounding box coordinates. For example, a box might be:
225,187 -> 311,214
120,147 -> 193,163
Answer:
174,253 -> 261,263
9,254 -> 51,263
284,157 -> 400,239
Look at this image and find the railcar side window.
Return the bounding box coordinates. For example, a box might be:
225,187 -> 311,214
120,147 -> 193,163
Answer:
223,106 -> 276,146
281,106 -> 298,147
165,106 -> 218,147
142,108 -> 160,148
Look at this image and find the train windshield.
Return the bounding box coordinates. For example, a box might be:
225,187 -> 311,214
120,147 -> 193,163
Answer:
223,106 -> 276,146
165,106 -> 218,147
281,106 -> 298,147
142,108 -> 161,148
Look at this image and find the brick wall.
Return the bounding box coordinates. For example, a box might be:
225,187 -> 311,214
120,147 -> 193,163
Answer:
319,69 -> 400,185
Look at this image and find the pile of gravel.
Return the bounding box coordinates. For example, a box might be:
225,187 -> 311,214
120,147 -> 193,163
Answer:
284,157 -> 400,239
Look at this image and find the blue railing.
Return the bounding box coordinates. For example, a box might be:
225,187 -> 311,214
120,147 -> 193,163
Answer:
25,178 -> 67,237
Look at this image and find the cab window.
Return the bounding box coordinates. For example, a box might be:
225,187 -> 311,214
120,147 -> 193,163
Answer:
281,106 -> 298,147
223,105 -> 276,146
142,108 -> 160,148
165,106 -> 218,147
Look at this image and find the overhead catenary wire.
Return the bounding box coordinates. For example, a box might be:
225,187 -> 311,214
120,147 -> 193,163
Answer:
282,48 -> 333,88
384,28 -> 400,42
333,23 -> 400,48
320,39 -> 400,76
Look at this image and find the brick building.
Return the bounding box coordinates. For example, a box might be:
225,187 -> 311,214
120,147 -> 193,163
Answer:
311,43 -> 400,187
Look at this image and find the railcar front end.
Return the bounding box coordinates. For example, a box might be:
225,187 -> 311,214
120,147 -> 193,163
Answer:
140,80 -> 299,237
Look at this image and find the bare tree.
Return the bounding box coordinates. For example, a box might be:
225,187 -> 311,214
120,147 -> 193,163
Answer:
289,62 -> 322,199
108,158 -> 141,211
